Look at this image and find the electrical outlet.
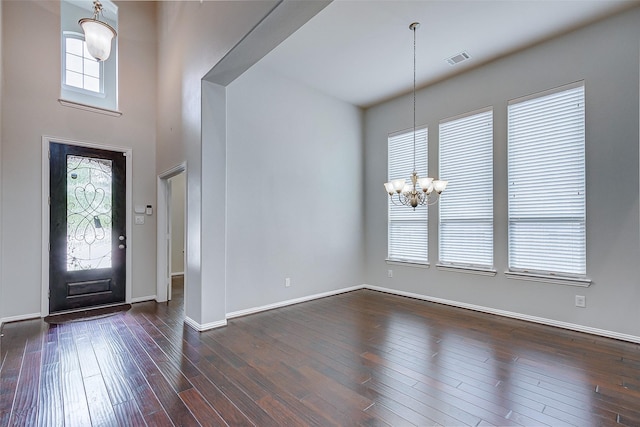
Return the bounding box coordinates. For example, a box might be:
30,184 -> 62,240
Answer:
285,277 -> 291,287
575,295 -> 586,308
388,270 -> 393,278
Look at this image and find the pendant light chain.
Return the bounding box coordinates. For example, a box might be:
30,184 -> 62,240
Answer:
383,22 -> 448,207
412,23 -> 417,174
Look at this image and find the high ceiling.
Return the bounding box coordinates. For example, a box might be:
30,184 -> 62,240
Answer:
259,0 -> 639,108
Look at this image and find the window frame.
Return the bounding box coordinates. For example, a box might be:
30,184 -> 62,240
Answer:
506,81 -> 589,286
437,107 -> 495,274
60,0 -> 119,114
62,31 -> 105,97
386,126 -> 429,265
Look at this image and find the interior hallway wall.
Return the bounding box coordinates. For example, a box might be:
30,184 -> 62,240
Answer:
225,62 -> 364,313
155,0 -> 279,325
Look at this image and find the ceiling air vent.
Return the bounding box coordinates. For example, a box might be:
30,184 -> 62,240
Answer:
446,51 -> 470,66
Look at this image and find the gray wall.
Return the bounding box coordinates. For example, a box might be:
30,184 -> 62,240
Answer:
155,1 -> 278,174
0,0 -> 3,325
1,1 -> 158,319
156,1 -> 278,326
364,8 -> 640,337
225,62 -> 364,313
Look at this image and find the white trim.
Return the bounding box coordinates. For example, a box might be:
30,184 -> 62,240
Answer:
389,123 -> 428,139
58,99 -> 122,117
439,105 -> 493,125
10,276 -> 638,345
156,175 -> 170,303
364,285 -> 640,344
0,313 -> 41,325
224,283 -> 639,344
226,285 -> 365,319
385,259 -> 430,269
508,80 -> 585,106
184,316 -> 227,332
171,272 -> 185,277
159,163 -> 188,180
436,264 -> 497,276
41,141 -> 49,317
157,163 -> 187,304
41,136 -> 133,317
505,270 -> 592,287
131,295 -> 156,303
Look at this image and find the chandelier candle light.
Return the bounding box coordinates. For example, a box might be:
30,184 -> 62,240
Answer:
384,22 -> 447,209
79,0 -> 117,62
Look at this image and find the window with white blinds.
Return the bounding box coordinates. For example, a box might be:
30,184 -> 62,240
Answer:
439,108 -> 493,268
508,82 -> 585,276
388,127 -> 428,263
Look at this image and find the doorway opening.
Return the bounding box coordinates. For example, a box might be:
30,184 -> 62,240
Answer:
168,172 -> 186,301
156,163 -> 186,308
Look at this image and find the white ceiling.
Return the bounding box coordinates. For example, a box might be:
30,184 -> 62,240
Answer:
259,0 -> 639,108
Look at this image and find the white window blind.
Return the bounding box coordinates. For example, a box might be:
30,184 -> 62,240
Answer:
508,83 -> 585,276
388,127 -> 428,263
439,108 -> 493,268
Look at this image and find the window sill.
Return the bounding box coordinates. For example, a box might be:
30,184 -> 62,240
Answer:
436,264 -> 497,276
58,99 -> 122,117
505,270 -> 591,287
385,259 -> 430,269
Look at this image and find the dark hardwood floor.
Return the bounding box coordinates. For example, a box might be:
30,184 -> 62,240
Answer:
1,281 -> 639,426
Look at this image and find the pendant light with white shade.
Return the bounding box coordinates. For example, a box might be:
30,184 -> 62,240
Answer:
384,22 -> 447,209
79,0 -> 117,62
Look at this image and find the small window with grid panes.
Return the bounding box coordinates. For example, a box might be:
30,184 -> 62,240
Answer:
63,33 -> 103,95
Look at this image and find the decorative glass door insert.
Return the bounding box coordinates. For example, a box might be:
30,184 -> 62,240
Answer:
67,155 -> 113,271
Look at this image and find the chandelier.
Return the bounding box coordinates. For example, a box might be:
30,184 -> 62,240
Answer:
79,0 -> 117,62
384,22 -> 447,209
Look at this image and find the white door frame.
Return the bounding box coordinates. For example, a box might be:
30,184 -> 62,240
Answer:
41,136 -> 133,317
157,162 -> 186,303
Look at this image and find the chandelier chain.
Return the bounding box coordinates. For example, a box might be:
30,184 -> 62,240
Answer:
412,23 -> 417,174
93,1 -> 104,20
383,21 -> 447,209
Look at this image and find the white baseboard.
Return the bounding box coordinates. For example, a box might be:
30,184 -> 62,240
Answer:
364,284 -> 640,345
0,312 -> 41,326
184,316 -> 227,332
3,285 -> 637,345
226,283 -> 640,344
131,295 -> 157,303
226,285 -> 365,320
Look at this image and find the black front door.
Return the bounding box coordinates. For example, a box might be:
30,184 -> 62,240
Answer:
49,142 -> 126,313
